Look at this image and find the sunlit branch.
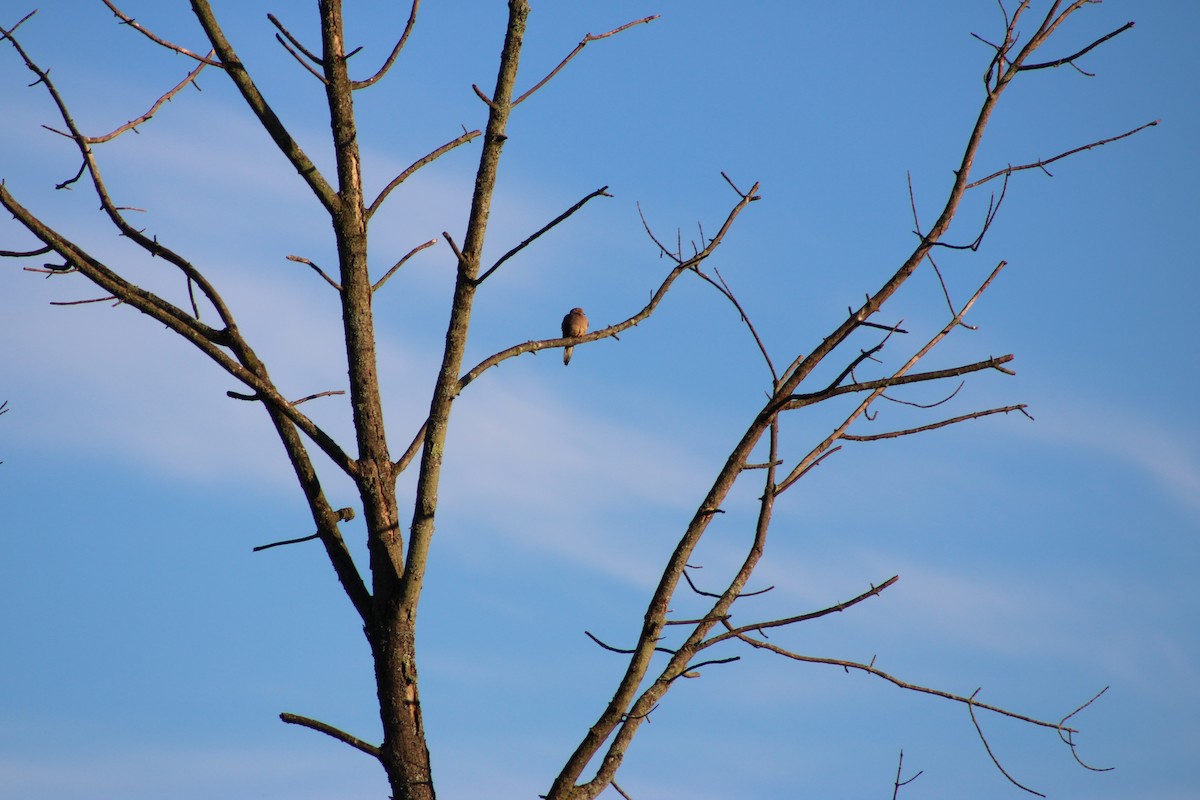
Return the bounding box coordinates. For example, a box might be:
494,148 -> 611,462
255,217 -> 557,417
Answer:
100,0 -> 223,66
79,58 -> 212,143
512,15 -> 659,107
373,239 -> 437,292
287,255 -> 341,291
279,712 -> 380,759
190,0 -> 339,214
352,0 -> 420,89
367,128 -> 482,219
966,120 -> 1158,189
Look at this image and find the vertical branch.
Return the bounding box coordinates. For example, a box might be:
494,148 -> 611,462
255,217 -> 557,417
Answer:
399,0 -> 529,621
314,0 -> 401,591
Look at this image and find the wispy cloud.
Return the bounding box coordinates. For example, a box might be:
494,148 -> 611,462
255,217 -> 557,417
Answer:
1018,396 -> 1200,518
0,741 -> 386,800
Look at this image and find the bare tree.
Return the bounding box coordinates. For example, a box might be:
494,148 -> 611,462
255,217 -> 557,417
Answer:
0,2 -> 1153,798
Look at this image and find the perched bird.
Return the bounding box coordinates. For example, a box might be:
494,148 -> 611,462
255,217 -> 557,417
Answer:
561,307 -> 588,366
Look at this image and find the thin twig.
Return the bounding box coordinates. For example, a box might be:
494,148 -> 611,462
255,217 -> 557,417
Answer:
100,0 -> 223,66
968,689 -> 1047,797
253,533 -> 319,552
704,577 -> 899,646
512,15 -> 659,106
286,255 -> 341,290
290,390 -> 346,406
584,631 -> 675,657
1020,21 -> 1134,71
267,13 -> 322,65
373,239 -> 437,292
1057,686 -> 1114,772
367,128 -> 481,218
689,266 -> 777,382
733,633 -> 1077,733
274,33 -> 327,83
892,750 -> 923,800
476,186 -> 612,284
352,0 -> 421,89
279,712 -> 380,759
0,244 -> 51,257
842,405 -> 1028,441
49,295 -> 119,306
881,380 -> 964,409
966,120 -> 1158,189
611,781 -> 634,800
682,567 -> 773,600
78,59 -> 213,143
254,507 -> 355,551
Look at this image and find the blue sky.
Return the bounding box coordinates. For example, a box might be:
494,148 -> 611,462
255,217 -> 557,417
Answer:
1,2 -> 1196,798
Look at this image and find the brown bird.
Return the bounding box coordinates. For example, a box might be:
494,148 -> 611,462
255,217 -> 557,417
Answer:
561,307 -> 588,366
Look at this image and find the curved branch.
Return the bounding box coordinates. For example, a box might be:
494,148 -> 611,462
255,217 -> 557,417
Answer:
84,58 -> 212,143
512,15 -> 659,107
841,405 -> 1031,441
100,0 -> 223,66
690,266 -> 778,383
352,0 -> 420,89
968,690 -> 1047,797
457,181 -> 760,391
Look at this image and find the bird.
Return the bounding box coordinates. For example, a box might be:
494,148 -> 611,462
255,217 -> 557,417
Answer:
561,307 -> 588,366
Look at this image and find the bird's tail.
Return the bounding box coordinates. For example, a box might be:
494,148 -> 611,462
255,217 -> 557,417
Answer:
563,345 -> 573,366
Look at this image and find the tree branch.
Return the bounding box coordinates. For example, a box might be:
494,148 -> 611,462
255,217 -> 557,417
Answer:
702,576 -> 899,648
1019,21 -> 1134,72
512,15 -> 659,107
367,128 -> 482,219
966,120 -> 1159,189
841,404 -> 1031,441
352,0 -> 420,89
280,712 -> 380,759
100,1 -> 223,66
476,185 -> 612,284
968,689 -> 1047,797
190,0 -> 340,214
457,180 -> 760,392
733,632 -> 1080,733
373,238 -> 438,292
82,58 -> 212,143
